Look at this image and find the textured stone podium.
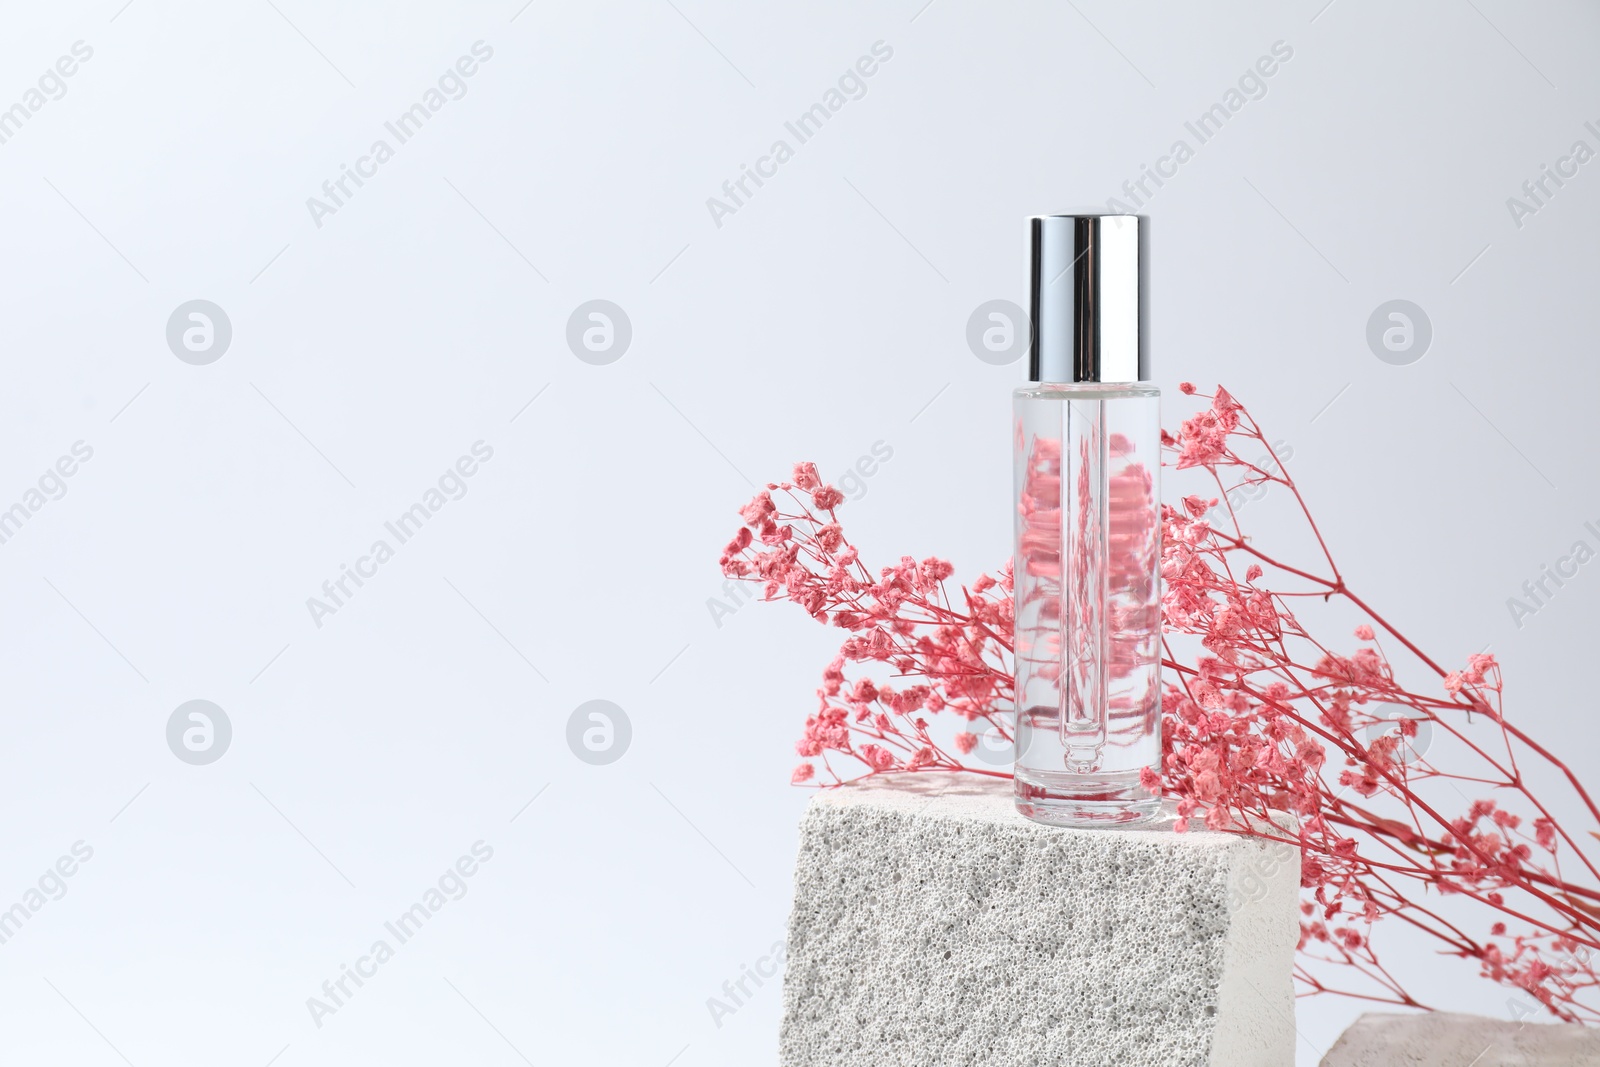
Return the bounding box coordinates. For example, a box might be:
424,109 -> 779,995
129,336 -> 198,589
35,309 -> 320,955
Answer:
780,774 -> 1299,1066
1321,1012 -> 1600,1065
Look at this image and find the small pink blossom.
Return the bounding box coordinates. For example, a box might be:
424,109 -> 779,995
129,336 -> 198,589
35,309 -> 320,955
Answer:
739,491 -> 776,526
859,744 -> 896,771
812,485 -> 844,510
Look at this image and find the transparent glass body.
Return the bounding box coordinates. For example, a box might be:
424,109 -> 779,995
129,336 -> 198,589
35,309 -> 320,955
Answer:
1013,381 -> 1161,826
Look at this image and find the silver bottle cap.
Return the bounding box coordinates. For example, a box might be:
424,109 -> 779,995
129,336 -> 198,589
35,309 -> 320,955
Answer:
1028,213 -> 1149,384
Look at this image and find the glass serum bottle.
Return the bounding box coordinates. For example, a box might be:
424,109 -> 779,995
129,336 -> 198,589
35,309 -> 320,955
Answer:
1013,214 -> 1161,827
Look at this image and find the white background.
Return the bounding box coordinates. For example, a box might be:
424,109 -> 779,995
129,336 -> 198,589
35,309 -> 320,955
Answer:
0,0 -> 1597,1063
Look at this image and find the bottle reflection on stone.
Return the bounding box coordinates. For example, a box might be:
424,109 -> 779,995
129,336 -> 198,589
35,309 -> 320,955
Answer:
1013,214 -> 1162,827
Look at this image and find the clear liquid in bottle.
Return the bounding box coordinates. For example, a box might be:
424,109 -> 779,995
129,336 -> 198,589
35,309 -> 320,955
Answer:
1013,381 -> 1161,825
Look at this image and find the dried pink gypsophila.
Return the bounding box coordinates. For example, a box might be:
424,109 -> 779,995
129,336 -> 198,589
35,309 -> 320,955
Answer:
720,395 -> 1600,1022
719,464 -> 1015,787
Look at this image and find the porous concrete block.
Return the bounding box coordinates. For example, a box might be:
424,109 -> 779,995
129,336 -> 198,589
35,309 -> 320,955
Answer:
780,773 -> 1298,1067
1321,1012 -> 1600,1066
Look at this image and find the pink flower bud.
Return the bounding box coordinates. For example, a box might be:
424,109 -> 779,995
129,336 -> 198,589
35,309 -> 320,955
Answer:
812,485 -> 844,510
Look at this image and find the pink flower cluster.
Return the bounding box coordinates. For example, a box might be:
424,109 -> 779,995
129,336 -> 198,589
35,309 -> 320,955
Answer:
720,388 -> 1600,1022
721,463 -> 1014,786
